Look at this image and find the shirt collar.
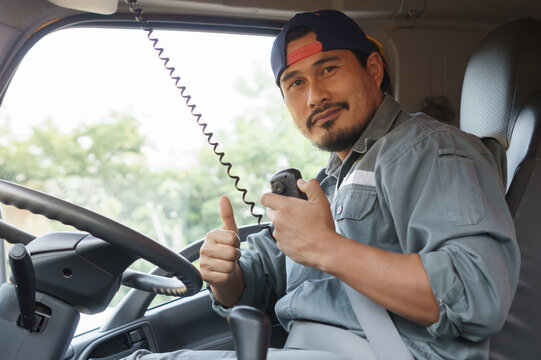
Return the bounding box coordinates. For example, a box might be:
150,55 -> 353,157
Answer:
326,94 -> 403,179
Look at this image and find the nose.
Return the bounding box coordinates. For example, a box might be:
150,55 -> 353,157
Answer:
307,79 -> 330,108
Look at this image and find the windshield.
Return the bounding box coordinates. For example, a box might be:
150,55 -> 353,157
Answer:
0,26 -> 328,335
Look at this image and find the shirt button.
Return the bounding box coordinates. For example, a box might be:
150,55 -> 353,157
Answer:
337,205 -> 343,215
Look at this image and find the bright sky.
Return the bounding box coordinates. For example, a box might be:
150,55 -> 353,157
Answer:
0,27 -> 279,168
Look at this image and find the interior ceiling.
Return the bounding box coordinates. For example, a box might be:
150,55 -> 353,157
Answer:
115,0 -> 541,26
5,0 -> 539,37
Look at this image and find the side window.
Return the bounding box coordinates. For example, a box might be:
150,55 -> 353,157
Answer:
0,27 -> 328,333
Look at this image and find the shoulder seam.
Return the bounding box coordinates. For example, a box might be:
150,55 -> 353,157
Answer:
383,120 -> 489,170
384,125 -> 446,169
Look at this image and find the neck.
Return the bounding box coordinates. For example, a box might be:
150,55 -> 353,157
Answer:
337,147 -> 353,162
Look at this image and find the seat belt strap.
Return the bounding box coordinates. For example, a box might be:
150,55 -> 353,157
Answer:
343,283 -> 414,360
337,152 -> 412,359
285,320 -> 378,360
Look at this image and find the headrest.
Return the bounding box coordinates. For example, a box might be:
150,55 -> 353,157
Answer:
461,18 -> 541,149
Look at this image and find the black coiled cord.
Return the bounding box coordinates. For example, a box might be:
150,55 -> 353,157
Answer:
126,0 -> 272,235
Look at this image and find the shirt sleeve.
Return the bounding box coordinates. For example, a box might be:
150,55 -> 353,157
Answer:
210,229 -> 286,318
381,129 -> 521,341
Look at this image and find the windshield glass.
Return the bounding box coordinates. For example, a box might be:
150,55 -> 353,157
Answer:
0,26 -> 328,335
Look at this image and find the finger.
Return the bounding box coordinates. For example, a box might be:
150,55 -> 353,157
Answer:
205,229 -> 241,248
201,241 -> 241,262
266,207 -> 277,222
203,272 -> 235,286
200,257 -> 239,275
219,196 -> 238,235
297,178 -> 325,201
260,192 -> 287,209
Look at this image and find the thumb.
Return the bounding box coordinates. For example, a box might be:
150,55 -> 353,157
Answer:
297,178 -> 325,201
219,196 -> 239,235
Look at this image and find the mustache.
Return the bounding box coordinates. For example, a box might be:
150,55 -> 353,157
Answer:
306,102 -> 349,129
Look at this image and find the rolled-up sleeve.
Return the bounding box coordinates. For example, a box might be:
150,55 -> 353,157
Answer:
421,235 -> 518,341
382,129 -> 521,341
210,229 -> 286,318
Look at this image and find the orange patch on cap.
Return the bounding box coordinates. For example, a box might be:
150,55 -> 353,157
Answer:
286,41 -> 323,66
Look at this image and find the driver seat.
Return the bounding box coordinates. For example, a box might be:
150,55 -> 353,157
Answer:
459,17 -> 541,360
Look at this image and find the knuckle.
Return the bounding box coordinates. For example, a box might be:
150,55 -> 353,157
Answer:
205,229 -> 219,241
225,232 -> 240,247
199,260 -> 210,272
199,243 -> 212,257
199,269 -> 210,281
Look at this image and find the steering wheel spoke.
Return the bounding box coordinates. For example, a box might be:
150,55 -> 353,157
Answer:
121,269 -> 190,296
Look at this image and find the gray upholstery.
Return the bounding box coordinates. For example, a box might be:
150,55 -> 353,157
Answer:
462,17 -> 541,187
460,18 -> 541,360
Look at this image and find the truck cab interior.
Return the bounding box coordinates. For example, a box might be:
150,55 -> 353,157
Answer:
0,0 -> 540,359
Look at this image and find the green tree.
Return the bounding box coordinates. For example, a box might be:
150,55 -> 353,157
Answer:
0,65 -> 330,307
0,65 -> 329,248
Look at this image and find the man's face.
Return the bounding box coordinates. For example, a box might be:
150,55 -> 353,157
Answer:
280,32 -> 384,159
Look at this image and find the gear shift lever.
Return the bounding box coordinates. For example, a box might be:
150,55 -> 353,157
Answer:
8,244 -> 36,330
228,305 -> 271,360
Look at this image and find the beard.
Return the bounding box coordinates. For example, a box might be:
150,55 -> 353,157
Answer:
312,120 -> 367,152
306,102 -> 367,153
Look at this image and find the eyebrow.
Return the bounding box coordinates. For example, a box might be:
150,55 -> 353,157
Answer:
280,55 -> 342,87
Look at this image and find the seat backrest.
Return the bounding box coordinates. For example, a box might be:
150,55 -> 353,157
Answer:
460,17 -> 541,360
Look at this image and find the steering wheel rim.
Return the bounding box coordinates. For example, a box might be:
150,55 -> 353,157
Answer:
0,179 -> 202,296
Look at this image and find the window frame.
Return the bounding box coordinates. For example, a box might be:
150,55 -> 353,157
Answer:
0,10 -> 283,283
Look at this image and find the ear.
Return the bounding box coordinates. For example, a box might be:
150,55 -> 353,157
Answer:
366,52 -> 384,89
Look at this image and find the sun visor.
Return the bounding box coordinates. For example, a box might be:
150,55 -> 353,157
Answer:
47,0 -> 118,15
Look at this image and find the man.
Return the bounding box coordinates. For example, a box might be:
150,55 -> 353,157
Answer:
127,9 -> 520,360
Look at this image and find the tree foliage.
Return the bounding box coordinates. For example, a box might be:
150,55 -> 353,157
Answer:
0,67 -> 329,304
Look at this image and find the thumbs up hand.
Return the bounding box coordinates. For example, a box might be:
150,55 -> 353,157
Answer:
200,196 -> 242,288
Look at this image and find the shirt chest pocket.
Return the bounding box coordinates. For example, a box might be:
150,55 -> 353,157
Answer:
332,185 -> 378,244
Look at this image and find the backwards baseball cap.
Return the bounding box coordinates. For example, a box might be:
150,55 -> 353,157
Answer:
271,9 -> 391,92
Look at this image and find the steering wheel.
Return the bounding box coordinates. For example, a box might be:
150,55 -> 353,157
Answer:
0,179 -> 202,297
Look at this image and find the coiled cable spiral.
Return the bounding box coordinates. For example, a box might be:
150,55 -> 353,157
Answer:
127,0 -> 272,235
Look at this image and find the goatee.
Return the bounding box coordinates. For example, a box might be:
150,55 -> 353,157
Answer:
312,120 -> 367,153
306,102 -> 367,153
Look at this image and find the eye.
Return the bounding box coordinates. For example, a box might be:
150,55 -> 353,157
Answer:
322,66 -> 336,75
288,79 -> 303,89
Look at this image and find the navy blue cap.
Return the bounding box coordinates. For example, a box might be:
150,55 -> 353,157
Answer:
271,9 -> 391,92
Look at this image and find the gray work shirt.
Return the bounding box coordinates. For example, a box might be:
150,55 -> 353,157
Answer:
211,95 -> 520,359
